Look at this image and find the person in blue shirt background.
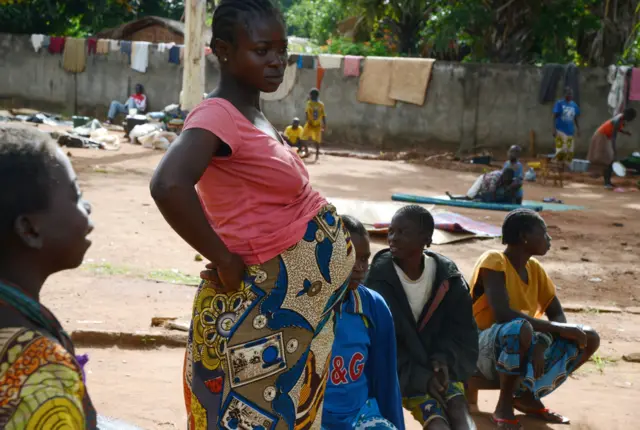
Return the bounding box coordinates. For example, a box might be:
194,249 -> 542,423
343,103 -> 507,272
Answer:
503,145 -> 524,204
322,215 -> 405,430
553,87 -> 581,163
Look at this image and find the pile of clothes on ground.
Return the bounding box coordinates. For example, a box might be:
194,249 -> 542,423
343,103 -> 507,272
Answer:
0,108 -> 72,127
58,119 -> 120,150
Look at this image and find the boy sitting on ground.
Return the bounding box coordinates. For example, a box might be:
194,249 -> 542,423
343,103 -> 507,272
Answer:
470,209 -> 600,429
366,205 -> 478,430
322,215 -> 405,429
283,117 -> 308,157
283,117 -> 303,147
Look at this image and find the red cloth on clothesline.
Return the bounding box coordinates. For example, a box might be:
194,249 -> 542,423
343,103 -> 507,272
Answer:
48,36 -> 66,54
87,38 -> 97,55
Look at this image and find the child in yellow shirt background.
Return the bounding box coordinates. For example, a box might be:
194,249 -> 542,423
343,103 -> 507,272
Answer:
303,88 -> 326,161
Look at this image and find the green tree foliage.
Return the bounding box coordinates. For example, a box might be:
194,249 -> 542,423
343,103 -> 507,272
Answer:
281,0 -> 640,65
285,0 -> 352,46
0,0 -> 184,36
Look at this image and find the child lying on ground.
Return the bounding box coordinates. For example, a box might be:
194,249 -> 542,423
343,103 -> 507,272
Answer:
0,124 -> 98,428
366,205 -> 478,430
322,215 -> 405,430
470,209 -> 600,429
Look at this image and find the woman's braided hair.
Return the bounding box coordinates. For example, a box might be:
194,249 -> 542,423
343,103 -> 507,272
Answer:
211,0 -> 284,51
501,208 -> 545,245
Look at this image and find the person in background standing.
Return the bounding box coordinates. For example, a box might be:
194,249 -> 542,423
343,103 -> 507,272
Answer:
303,88 -> 326,162
106,84 -> 147,124
588,108 -> 636,189
553,87 -> 580,164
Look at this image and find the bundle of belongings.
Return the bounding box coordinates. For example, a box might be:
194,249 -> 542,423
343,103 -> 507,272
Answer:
129,122 -> 178,150
58,119 -> 120,150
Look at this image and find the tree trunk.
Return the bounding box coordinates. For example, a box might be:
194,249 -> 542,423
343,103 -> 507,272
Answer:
181,0 -> 206,111
398,23 -> 417,55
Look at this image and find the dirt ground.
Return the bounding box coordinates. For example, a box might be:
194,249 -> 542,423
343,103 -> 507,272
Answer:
36,139 -> 640,429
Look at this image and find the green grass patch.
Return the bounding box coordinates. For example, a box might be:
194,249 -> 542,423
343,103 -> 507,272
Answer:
82,262 -> 134,277
145,269 -> 200,286
82,261 -> 200,286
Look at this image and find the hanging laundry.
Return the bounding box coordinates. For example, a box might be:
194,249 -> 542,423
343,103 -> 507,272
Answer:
608,65 -> 630,114
42,36 -> 50,50
317,66 -> 326,90
48,36 -> 66,54
260,64 -> 297,101
110,39 -> 120,52
297,54 -> 315,69
318,54 -> 342,69
31,34 -> 45,52
120,40 -> 132,62
629,68 -> 640,101
357,57 -> 396,107
96,39 -> 109,54
388,57 -> 435,106
87,38 -> 97,55
344,55 -> 363,77
158,42 -> 172,53
287,54 -> 299,66
62,38 -> 87,73
131,41 -> 150,73
168,45 -> 181,64
539,64 -> 564,104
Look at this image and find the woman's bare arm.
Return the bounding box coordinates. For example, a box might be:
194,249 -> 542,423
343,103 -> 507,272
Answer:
150,128 -> 233,266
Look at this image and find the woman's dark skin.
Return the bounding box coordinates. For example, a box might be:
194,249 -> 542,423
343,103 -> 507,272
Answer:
150,16 -> 288,293
478,221 -> 600,427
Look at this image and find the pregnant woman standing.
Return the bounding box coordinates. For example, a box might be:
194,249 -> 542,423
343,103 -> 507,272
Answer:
150,1 -> 354,429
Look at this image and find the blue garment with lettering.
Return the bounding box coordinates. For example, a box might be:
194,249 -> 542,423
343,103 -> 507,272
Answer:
553,99 -> 580,136
322,286 -> 404,430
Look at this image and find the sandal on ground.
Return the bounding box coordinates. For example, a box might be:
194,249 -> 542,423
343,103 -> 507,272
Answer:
514,407 -> 570,424
491,414 -> 523,429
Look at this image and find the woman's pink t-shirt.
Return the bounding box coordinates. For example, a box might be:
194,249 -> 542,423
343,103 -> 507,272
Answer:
183,98 -> 327,265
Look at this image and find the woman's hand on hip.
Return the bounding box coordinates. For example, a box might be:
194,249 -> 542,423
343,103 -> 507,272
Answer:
200,255 -> 246,293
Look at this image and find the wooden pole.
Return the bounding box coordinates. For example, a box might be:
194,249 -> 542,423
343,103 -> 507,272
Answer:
181,0 -> 206,111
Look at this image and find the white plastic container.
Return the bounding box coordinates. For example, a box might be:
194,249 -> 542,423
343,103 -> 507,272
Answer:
570,159 -> 590,173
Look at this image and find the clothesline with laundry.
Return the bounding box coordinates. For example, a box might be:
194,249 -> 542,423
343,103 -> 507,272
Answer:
32,33 -> 439,107
271,53 -> 437,107
28,34 -> 208,73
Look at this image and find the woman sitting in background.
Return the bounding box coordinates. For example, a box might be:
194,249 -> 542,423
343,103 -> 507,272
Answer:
446,168 -> 517,204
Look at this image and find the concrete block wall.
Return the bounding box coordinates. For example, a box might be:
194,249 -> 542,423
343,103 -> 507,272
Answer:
0,33 -> 219,119
263,62 -> 638,155
2,33 -> 638,155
